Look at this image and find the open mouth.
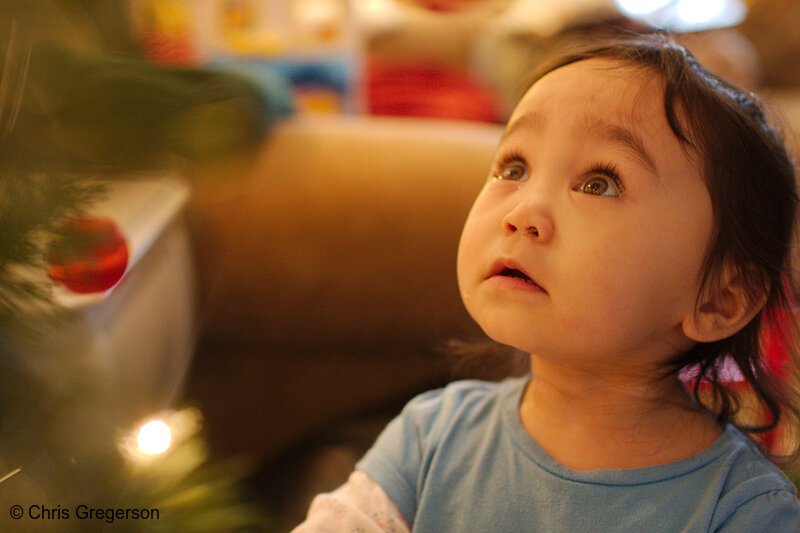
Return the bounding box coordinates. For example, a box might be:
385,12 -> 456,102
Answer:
487,259 -> 545,292
491,263 -> 545,292
499,267 -> 535,284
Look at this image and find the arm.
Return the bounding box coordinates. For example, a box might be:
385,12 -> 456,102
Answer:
291,470 -> 410,533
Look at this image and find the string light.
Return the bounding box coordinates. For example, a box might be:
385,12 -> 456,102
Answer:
615,0 -> 672,15
136,420 -> 172,455
675,0 -> 725,24
121,408 -> 203,462
614,0 -> 746,31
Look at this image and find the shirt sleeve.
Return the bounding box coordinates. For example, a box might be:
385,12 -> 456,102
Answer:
291,469 -> 410,533
713,489 -> 800,532
355,386 -> 457,525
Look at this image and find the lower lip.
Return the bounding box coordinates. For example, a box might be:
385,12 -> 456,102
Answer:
487,275 -> 546,293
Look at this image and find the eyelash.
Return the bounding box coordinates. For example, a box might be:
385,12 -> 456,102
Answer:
491,151 -> 526,181
492,153 -> 626,196
586,162 -> 625,195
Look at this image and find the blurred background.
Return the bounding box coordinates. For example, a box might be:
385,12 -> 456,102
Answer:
0,0 -> 798,531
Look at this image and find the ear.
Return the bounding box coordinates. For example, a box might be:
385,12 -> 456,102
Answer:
682,271 -> 767,343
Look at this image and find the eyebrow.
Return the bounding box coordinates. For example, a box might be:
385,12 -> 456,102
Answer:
501,112 -> 545,143
584,116 -> 659,178
501,111 -> 660,181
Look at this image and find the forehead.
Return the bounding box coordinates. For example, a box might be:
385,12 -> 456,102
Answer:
512,58 -> 665,132
507,58 -> 698,184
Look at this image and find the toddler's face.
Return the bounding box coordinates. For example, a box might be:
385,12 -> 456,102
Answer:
457,58 -> 713,370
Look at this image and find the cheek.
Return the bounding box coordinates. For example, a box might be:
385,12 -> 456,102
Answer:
455,243 -> 473,302
456,212 -> 486,300
551,248 -> 631,336
554,221 -> 708,339
457,195 -> 496,277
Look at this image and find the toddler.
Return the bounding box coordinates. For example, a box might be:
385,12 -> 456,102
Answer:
293,34 -> 800,531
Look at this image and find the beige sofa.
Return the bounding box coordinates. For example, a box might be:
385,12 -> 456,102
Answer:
185,115 -> 504,464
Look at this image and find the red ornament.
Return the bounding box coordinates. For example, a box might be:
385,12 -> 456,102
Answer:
47,215 -> 129,294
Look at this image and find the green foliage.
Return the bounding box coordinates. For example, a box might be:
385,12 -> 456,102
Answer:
118,430 -> 271,532
0,5 -> 288,531
2,39 -> 290,171
0,352 -> 274,532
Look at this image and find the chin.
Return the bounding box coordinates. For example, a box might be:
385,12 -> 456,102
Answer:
474,320 -> 534,354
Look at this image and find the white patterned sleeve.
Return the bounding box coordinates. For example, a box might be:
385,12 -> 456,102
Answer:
291,469 -> 411,533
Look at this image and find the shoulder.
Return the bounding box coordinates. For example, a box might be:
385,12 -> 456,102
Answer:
710,427 -> 800,531
358,377 -> 521,455
368,376 -> 525,471
405,378 -> 511,410
356,377 -> 526,525
398,377 -> 524,431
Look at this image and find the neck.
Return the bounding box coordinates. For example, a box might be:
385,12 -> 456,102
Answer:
519,355 -> 722,470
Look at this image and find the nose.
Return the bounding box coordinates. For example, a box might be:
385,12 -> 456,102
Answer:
502,200 -> 554,242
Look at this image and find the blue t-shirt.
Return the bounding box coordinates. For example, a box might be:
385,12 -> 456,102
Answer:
357,377 -> 800,532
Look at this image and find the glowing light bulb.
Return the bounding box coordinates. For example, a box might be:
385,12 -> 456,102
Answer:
675,0 -> 724,23
136,420 -> 172,455
615,0 -> 672,15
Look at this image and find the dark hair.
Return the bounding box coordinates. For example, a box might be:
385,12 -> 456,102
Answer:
527,34 -> 800,463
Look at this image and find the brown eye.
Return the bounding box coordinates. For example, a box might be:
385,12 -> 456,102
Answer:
496,161 -> 528,182
581,177 -> 610,195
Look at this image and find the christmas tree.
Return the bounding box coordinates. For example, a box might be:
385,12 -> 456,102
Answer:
0,2 -> 291,530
